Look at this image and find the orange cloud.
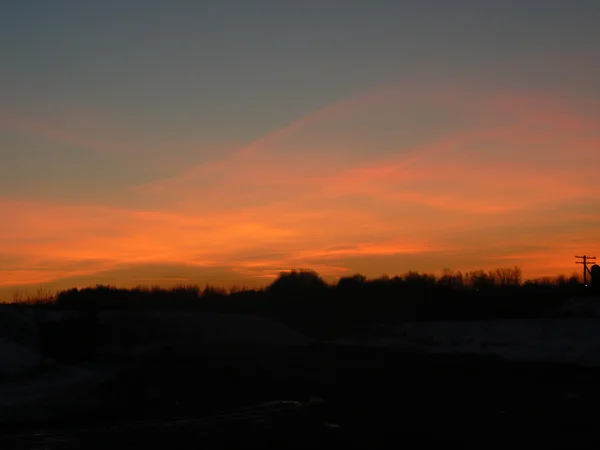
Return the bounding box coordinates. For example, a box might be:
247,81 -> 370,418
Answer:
1,80 -> 599,297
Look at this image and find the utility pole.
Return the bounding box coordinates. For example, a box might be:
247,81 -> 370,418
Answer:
576,255 -> 596,286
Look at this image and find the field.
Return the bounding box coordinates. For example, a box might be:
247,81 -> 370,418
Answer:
3,308 -> 600,448
3,345 -> 600,448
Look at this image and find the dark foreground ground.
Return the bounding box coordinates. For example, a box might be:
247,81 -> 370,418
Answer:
3,344 -> 600,449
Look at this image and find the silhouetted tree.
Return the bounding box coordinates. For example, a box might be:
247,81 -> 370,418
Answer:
337,274 -> 367,291
465,270 -> 495,290
437,269 -> 465,289
336,274 -> 369,317
267,270 -> 328,297
491,266 -> 522,287
403,271 -> 436,288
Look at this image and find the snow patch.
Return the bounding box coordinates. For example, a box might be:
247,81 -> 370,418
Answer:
333,318 -> 600,367
546,296 -> 600,317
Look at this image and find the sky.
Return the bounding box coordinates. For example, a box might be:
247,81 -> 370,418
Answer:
1,0 -> 599,299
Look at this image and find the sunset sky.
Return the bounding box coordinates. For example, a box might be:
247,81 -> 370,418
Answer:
1,1 -> 599,299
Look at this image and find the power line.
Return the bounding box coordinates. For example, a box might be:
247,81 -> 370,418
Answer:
575,255 -> 596,285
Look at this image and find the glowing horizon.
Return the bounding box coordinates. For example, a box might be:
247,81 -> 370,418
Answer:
1,1 -> 599,301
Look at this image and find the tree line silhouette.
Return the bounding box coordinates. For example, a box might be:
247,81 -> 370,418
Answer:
14,267 -> 596,362
16,267 -> 594,332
